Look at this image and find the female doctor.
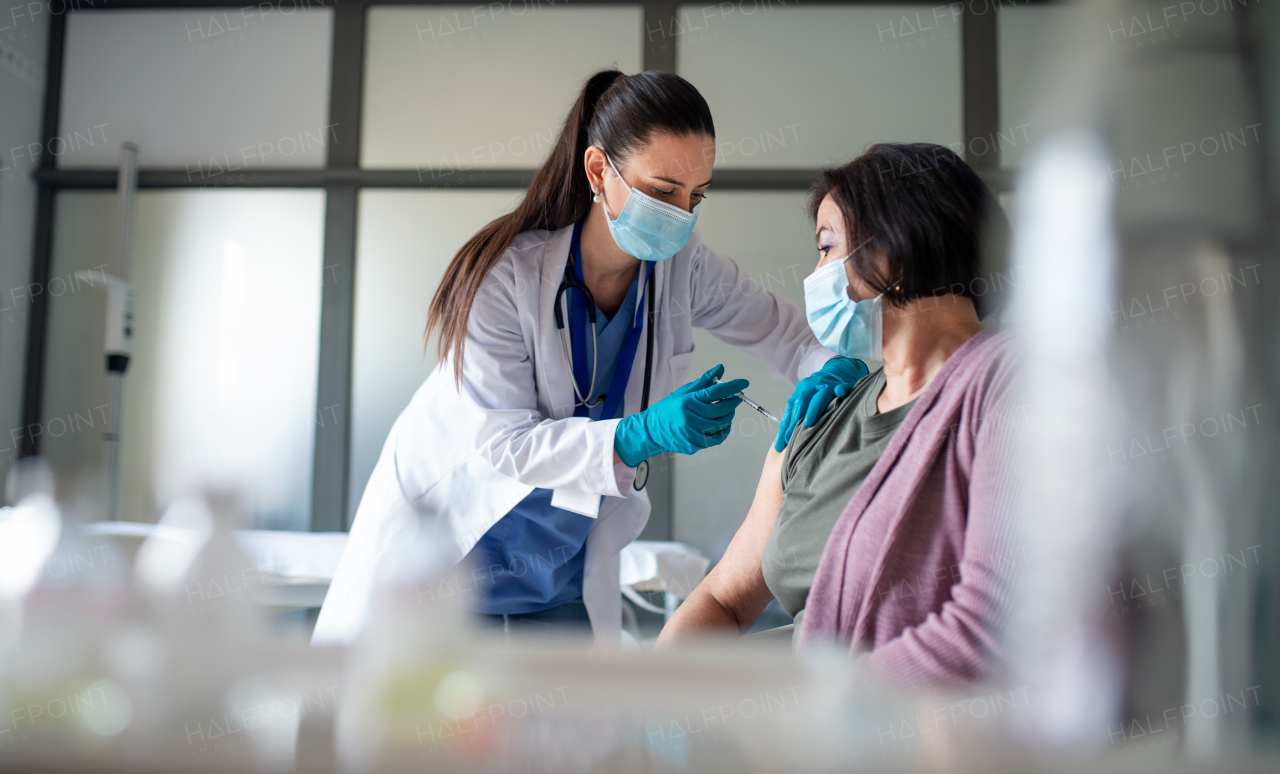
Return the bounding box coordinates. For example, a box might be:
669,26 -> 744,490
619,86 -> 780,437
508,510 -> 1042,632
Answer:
312,70 -> 868,647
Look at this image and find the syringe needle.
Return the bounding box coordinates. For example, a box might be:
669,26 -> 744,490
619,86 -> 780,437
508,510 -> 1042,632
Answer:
736,392 -> 779,423
710,374 -> 779,422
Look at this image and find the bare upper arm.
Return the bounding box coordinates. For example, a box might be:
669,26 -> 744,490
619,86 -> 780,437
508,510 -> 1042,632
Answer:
697,445 -> 788,624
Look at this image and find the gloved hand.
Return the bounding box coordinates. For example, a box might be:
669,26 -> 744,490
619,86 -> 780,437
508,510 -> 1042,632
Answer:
773,357 -> 869,452
614,365 -> 749,467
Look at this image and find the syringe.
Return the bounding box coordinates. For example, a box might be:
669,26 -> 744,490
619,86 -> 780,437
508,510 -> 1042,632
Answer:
735,392 -> 779,423
711,373 -> 778,422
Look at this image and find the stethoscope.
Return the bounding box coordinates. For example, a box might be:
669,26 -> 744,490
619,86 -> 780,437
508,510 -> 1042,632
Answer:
553,225 -> 657,489
554,256 -> 606,409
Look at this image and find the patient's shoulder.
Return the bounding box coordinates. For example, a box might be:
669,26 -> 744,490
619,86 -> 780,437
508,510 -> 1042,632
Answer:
848,365 -> 886,403
950,327 -> 1022,432
965,327 -> 1020,397
785,367 -> 884,461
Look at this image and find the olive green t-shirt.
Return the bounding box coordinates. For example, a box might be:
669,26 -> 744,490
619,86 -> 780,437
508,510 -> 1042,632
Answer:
761,368 -> 916,623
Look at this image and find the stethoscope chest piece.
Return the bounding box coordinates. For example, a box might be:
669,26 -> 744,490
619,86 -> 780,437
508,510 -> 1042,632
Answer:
633,459 -> 649,491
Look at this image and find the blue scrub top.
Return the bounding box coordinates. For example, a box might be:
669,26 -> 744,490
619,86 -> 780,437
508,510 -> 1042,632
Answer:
464,273 -> 640,615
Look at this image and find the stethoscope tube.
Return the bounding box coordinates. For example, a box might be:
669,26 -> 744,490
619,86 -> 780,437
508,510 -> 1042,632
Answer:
554,255 -> 605,409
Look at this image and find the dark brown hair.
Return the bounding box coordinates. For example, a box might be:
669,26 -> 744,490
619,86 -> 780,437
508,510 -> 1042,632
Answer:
426,70 -> 715,382
809,143 -> 1007,316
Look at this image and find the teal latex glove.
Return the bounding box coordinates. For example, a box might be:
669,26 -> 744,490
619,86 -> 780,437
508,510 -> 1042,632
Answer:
773,357 -> 869,452
614,364 -> 749,467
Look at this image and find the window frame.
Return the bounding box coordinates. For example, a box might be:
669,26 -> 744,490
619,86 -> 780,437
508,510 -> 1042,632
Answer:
23,0 -> 1028,535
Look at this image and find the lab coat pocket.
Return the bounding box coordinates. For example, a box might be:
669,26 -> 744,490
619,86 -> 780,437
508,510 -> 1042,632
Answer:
668,348 -> 697,387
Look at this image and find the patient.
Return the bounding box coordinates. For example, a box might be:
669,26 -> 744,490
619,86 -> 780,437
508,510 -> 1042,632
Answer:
655,143 -> 1021,689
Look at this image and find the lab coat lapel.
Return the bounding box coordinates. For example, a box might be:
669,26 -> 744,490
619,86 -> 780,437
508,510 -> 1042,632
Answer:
613,258 -> 668,418
537,226 -> 578,421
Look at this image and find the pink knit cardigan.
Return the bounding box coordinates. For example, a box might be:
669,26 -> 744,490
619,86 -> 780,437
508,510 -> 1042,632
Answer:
797,327 -> 1023,690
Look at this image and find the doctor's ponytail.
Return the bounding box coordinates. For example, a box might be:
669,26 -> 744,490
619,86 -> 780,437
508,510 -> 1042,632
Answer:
425,69 -> 715,384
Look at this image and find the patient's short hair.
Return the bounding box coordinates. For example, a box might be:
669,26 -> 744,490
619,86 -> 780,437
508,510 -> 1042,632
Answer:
809,143 -> 1007,315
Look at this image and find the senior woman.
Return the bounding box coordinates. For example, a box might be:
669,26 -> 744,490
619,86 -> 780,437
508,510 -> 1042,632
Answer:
655,143 -> 1022,689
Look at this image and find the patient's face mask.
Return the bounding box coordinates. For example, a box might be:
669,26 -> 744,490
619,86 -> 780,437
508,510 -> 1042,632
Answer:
600,154 -> 700,262
803,254 -> 884,362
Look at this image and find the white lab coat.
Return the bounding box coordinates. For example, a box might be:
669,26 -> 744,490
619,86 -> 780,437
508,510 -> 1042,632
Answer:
312,224 -> 833,647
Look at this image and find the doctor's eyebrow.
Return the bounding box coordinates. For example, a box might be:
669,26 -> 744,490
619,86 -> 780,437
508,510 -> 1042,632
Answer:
653,175 -> 715,188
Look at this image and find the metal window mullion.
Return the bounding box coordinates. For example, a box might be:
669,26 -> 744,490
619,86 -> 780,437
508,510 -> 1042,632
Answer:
313,186 -> 358,532
34,167 -> 825,189
311,0 -> 366,532
634,0 -> 676,542
52,0 -> 1022,6
962,4 -> 1000,171
644,0 -> 678,73
20,13 -> 68,458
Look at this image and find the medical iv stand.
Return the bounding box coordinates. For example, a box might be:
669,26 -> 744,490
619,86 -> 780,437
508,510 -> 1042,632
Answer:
76,143 -> 138,521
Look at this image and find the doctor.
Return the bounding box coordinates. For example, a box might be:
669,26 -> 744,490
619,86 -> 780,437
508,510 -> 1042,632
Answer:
312,70 -> 868,647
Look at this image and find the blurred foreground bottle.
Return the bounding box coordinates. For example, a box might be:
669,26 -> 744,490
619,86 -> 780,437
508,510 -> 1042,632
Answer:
119,489 -> 306,772
0,458 -> 135,758
1005,0 -> 1273,759
335,513 -> 502,773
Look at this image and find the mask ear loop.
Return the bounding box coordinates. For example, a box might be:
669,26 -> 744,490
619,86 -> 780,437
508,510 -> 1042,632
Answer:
599,154 -> 629,221
605,154 -> 627,187
839,237 -> 876,267
846,237 -> 904,304
822,237 -> 874,297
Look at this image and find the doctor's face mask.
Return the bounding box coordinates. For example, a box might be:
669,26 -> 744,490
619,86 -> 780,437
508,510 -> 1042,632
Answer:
597,146 -> 708,262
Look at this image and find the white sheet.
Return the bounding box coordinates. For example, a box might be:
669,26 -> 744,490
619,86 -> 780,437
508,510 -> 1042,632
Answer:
84,522 -> 348,582
83,523 -> 708,597
618,540 -> 710,599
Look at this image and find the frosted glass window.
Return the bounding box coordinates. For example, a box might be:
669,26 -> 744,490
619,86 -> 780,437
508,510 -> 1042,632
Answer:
677,5 -> 962,169
362,5 -> 642,168
41,190 -> 325,530
349,190 -> 523,520
998,4 -> 1077,168
59,10 -> 333,170
670,192 -> 816,557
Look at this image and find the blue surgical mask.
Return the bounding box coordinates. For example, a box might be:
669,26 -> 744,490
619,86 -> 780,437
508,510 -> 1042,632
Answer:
803,254 -> 884,361
600,155 -> 699,261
